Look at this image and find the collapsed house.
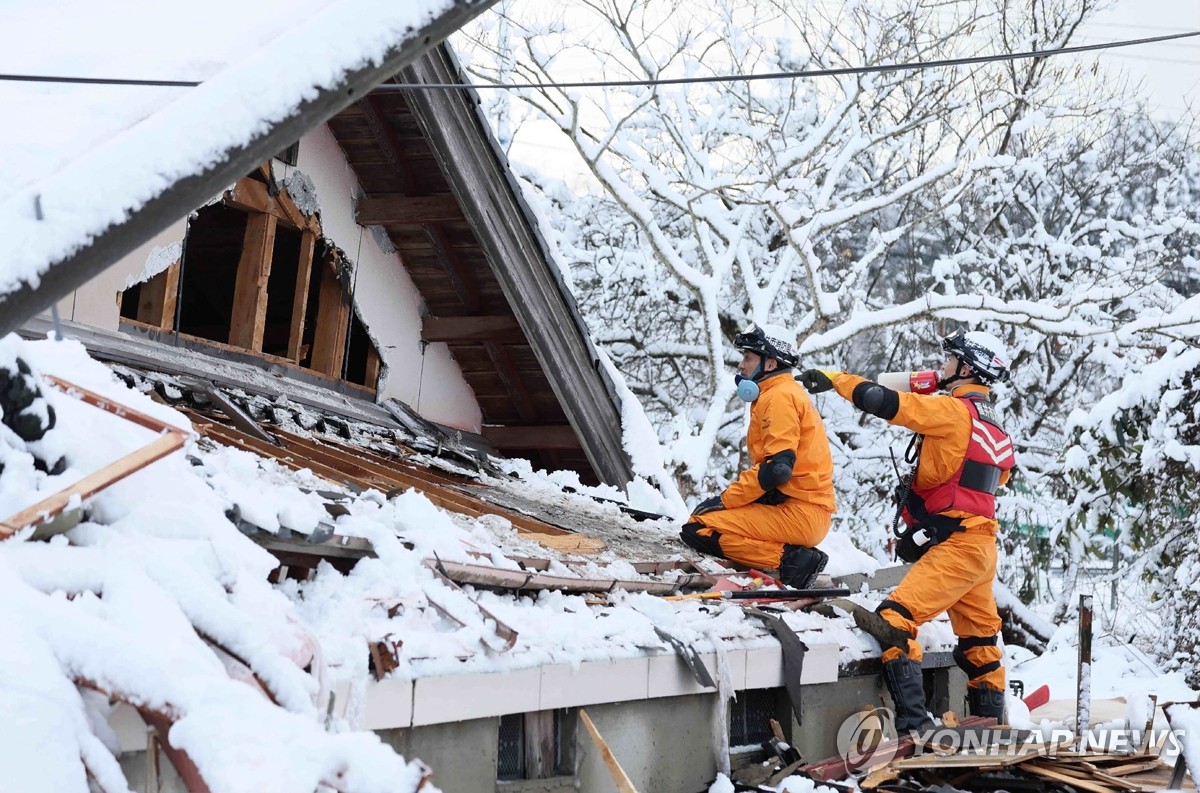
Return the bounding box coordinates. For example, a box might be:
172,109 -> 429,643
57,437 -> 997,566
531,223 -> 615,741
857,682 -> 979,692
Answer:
0,6 -> 1000,793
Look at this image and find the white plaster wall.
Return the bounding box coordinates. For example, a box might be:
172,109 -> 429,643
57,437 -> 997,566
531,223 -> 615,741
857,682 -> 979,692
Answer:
43,125 -> 482,433
286,125 -> 482,432
49,217 -> 189,331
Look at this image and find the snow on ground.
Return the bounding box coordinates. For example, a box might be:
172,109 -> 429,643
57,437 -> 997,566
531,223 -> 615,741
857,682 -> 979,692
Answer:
0,333 -> 902,791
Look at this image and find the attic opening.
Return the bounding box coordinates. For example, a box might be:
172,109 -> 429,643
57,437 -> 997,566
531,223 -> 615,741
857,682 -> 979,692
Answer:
119,170 -> 382,391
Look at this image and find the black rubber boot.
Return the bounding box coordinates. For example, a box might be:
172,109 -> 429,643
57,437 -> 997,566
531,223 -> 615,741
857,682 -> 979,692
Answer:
967,684 -> 1007,722
882,657 -> 934,733
779,545 -> 828,588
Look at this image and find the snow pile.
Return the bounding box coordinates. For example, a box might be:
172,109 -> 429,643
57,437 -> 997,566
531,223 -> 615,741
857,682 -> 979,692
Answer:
0,334 -> 905,790
0,335 -> 432,793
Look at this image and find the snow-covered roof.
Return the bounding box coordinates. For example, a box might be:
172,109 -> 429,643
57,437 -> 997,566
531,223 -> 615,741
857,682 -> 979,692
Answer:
0,327 -> 971,791
0,0 -> 489,335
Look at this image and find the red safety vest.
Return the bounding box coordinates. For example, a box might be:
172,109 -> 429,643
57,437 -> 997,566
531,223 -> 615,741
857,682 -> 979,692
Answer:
904,395 -> 1014,524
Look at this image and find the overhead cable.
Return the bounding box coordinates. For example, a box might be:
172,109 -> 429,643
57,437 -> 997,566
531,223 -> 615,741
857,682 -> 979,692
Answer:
0,29 -> 1196,91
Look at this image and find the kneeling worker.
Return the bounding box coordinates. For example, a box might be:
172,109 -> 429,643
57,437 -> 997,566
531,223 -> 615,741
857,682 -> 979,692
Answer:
800,329 -> 1014,731
680,323 -> 836,589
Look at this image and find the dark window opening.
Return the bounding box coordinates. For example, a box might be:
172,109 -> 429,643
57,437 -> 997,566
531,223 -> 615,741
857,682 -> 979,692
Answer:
176,204 -> 246,343
262,225 -> 302,358
299,253 -> 333,369
730,688 -> 783,748
348,311 -> 374,383
117,186 -> 381,391
497,709 -> 576,781
119,281 -> 142,321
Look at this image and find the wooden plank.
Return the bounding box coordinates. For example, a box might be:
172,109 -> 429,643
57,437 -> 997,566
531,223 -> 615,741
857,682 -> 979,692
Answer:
356,194 -> 463,225
525,710 -> 556,779
272,428 -> 582,540
195,419 -> 377,491
44,376 -> 184,434
287,230 -> 316,362
309,260 -> 350,377
225,177 -> 295,229
363,344 -> 381,388
1,432 -> 185,540
579,709 -> 639,793
422,315 -> 524,344
482,425 -> 582,450
228,213 -> 278,351
1024,762 -> 1122,793
135,262 -> 180,329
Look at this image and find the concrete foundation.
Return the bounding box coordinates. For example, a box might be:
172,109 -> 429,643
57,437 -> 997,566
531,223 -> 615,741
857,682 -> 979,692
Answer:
381,718 -> 500,793
578,696 -> 718,793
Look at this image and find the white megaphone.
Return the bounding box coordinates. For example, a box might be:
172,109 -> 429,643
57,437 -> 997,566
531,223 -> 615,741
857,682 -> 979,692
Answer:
876,370 -> 939,394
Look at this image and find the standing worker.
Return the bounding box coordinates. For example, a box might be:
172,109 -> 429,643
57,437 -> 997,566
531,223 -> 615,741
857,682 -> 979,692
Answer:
800,329 -> 1015,731
680,323 -> 836,589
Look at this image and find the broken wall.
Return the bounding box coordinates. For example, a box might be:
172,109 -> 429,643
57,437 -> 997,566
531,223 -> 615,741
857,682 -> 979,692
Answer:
40,126 -> 483,432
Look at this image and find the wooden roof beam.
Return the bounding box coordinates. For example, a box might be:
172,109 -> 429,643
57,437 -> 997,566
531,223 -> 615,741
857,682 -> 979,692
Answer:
360,96 -> 420,191
422,315 -> 524,343
482,425 -> 581,450
485,340 -> 538,424
356,194 -> 463,225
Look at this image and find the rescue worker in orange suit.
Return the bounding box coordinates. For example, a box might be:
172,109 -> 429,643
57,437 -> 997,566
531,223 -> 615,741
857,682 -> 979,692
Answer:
680,323 -> 836,589
800,329 -> 1015,730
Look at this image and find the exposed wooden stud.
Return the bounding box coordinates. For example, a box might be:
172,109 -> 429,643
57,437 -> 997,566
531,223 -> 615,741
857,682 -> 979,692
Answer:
355,194 -> 463,225
288,230 -> 316,361
228,213 -> 278,351
135,261 -> 180,329
422,315 -> 523,344
308,260 -> 350,377
482,425 -> 582,450
363,344 -> 382,388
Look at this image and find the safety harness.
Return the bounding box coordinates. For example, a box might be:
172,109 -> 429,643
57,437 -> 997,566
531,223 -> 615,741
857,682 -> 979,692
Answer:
894,393 -> 1014,562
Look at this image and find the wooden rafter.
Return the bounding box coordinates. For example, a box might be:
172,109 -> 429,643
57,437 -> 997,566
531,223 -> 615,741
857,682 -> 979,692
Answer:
422,315 -> 523,344
228,213 -> 278,351
483,341 -> 538,423
424,224 -> 483,313
189,415 -> 605,552
481,425 -> 581,450
355,194 -> 463,225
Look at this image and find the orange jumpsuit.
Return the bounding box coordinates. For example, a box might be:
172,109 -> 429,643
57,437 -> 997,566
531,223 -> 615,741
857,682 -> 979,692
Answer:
831,375 -> 1009,693
689,372 -> 836,569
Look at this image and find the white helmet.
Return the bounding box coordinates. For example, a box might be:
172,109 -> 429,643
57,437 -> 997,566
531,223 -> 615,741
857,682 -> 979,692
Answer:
941,329 -> 1010,383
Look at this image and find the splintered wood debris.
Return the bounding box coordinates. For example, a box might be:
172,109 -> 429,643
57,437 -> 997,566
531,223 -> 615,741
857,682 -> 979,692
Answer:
799,719 -> 1195,793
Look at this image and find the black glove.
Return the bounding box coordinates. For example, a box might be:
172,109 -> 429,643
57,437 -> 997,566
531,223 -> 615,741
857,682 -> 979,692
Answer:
691,495 -> 725,516
799,369 -> 835,394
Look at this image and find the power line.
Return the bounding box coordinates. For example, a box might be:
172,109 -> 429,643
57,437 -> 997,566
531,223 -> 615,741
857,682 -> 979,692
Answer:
0,73 -> 199,87
1,29 -> 1197,91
